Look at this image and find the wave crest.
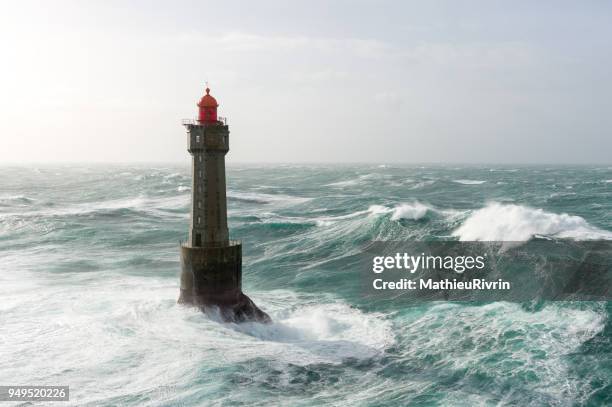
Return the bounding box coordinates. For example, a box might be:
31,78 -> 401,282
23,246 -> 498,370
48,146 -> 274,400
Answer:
452,202 -> 612,241
367,202 -> 439,221
453,179 -> 486,185
390,202 -> 431,220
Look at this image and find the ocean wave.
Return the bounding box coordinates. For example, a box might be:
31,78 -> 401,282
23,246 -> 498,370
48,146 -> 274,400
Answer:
409,180 -> 436,189
0,195 -> 36,205
228,191 -> 311,206
250,204 -> 422,268
452,202 -> 612,241
249,207 -> 377,228
325,179 -> 361,187
548,191 -> 577,199
489,168 -> 519,172
390,202 -> 430,221
397,302 -> 605,404
228,294 -> 394,363
366,205 -> 392,216
0,271 -> 393,405
248,201 -> 438,230
254,212 -> 324,227
0,195 -> 189,220
88,195 -> 187,214
325,173 -> 384,188
367,202 -> 459,222
453,179 -> 486,185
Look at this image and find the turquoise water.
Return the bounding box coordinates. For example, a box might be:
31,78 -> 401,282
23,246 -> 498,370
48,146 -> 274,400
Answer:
1,164 -> 611,406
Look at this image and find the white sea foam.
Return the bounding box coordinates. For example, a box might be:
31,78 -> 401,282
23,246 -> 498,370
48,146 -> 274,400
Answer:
325,179 -> 361,187
0,195 -> 36,204
452,202 -> 612,241
390,202 -> 431,220
399,302 -> 605,404
0,195 -> 189,220
453,179 -> 486,185
549,191 -> 576,198
325,173 -> 388,188
409,180 -> 436,189
228,191 -> 311,206
257,212 -> 322,226
0,266 -> 394,404
489,168 -> 519,172
367,205 -> 393,215
366,202 -> 453,221
251,207 -> 378,228
229,296 -> 394,363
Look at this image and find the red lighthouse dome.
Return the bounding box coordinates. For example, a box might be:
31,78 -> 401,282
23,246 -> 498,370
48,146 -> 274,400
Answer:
197,87 -> 218,124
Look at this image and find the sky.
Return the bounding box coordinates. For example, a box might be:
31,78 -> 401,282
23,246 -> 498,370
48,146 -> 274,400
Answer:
0,0 -> 611,164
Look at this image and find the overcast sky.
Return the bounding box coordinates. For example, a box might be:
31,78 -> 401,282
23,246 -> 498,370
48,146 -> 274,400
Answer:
0,0 -> 610,164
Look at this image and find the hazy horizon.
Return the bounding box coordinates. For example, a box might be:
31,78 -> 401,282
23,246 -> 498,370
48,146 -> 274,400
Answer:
1,1 -> 611,164
1,159 -> 611,167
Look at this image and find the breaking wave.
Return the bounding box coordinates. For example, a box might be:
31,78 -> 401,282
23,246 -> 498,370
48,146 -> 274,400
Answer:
247,201 -> 438,229
452,202 -> 612,241
367,202 -> 432,221
0,195 -> 189,220
228,191 -> 311,206
325,179 -> 361,187
453,179 -> 486,185
228,294 -> 394,363
390,202 -> 431,220
0,195 -> 36,205
324,173 -> 385,188
367,201 -> 462,223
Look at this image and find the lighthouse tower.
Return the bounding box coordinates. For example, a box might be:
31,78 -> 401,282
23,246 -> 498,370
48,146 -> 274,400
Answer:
179,86 -> 270,323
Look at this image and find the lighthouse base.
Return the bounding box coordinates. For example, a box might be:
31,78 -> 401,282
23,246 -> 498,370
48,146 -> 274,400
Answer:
178,243 -> 271,323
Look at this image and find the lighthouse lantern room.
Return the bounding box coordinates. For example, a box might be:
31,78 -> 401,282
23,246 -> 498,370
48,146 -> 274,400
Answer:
197,87 -> 218,124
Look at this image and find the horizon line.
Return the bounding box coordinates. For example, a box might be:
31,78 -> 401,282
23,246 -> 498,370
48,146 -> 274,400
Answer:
0,161 -> 610,167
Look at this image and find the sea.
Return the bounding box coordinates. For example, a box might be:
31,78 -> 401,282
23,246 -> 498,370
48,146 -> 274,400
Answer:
1,164 -> 611,406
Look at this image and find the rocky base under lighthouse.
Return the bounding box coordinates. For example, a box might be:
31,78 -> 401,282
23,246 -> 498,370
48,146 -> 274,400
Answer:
178,243 -> 271,323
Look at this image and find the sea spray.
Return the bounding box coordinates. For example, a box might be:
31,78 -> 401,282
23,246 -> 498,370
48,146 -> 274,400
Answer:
452,202 -> 612,241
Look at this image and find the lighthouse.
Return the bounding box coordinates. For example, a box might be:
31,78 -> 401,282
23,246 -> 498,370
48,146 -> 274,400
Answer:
179,86 -> 270,323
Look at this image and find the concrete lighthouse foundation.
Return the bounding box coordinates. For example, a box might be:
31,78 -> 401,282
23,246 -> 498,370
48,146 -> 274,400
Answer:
178,87 -> 270,323
178,243 -> 270,323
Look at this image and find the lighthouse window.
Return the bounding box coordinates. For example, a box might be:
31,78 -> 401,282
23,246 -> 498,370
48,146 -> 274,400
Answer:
199,155 -> 202,162
197,216 -> 201,224
197,201 -> 201,209
196,135 -> 200,143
